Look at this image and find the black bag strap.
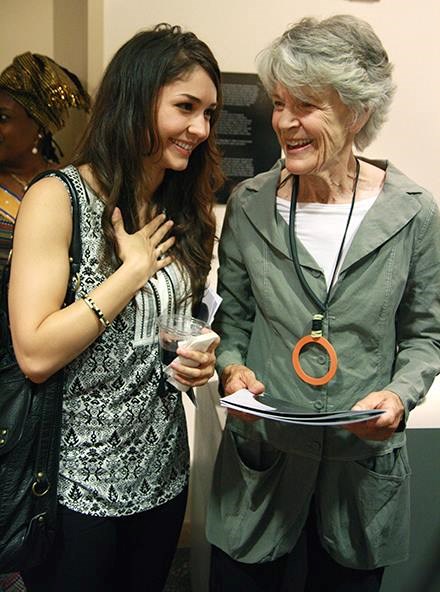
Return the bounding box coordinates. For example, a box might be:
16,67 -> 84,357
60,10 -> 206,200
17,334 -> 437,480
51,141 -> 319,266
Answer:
0,264 -> 12,359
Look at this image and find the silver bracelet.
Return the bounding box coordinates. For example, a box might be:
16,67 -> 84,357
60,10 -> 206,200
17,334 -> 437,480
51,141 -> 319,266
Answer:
83,296 -> 111,329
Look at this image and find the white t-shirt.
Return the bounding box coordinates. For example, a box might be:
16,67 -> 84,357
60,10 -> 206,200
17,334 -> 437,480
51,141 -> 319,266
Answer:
277,195 -> 378,288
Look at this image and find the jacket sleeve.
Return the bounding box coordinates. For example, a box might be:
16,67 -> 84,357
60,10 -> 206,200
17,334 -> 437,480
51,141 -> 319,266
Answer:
213,192 -> 256,377
386,194 -> 440,420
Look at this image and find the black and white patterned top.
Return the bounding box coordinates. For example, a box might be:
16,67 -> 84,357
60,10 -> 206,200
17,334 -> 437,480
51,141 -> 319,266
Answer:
57,165 -> 191,516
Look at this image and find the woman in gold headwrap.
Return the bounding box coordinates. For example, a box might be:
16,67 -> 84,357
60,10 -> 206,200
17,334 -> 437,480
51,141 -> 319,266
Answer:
0,52 -> 90,270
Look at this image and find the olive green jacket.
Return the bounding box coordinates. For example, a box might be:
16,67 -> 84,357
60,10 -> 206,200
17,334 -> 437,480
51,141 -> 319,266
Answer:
207,158 -> 440,568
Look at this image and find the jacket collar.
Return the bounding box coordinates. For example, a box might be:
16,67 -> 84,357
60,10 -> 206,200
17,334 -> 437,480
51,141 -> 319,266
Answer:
340,158 -> 422,272
241,160 -> 297,262
240,158 -> 424,273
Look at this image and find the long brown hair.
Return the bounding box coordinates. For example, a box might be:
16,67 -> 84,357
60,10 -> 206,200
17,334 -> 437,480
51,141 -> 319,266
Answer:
75,24 -> 224,307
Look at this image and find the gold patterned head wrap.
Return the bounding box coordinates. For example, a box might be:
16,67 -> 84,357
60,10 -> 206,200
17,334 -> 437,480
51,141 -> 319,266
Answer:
0,52 -> 90,133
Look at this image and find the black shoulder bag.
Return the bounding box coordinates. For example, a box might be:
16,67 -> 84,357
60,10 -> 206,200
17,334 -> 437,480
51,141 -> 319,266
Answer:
0,169 -> 82,572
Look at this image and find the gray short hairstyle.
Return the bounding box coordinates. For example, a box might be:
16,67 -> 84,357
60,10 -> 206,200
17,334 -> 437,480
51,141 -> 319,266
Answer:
256,14 -> 396,151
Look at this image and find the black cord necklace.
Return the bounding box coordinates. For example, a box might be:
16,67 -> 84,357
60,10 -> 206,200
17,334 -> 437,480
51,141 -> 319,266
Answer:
289,157 -> 360,386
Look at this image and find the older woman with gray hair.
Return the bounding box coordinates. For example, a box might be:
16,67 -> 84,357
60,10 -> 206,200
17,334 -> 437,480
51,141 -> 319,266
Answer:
206,14 -> 440,592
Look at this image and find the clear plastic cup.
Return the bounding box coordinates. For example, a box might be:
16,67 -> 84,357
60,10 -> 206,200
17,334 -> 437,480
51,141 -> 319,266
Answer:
157,313 -> 207,365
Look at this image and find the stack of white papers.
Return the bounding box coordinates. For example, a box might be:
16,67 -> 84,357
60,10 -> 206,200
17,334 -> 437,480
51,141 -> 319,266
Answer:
220,389 -> 385,426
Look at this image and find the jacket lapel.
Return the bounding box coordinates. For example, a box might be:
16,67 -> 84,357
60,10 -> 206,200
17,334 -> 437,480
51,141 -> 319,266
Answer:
236,159 -> 422,277
240,161 -> 321,271
340,160 -> 422,273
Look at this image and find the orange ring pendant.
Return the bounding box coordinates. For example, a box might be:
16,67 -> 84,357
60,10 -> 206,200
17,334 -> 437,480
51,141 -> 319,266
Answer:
292,335 -> 338,386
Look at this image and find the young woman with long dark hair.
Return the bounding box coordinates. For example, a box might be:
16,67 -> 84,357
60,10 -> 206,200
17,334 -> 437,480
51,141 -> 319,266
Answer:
9,24 -> 223,592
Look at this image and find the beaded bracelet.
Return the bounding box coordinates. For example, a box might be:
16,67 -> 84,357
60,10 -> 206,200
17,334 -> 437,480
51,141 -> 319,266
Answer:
83,296 -> 111,330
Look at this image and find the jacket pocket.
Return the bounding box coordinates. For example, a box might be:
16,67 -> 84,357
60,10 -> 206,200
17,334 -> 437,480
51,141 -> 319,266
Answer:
318,446 -> 411,569
206,427 -> 318,563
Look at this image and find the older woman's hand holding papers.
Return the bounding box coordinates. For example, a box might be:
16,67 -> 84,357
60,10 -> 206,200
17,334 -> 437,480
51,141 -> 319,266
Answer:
220,364 -> 265,422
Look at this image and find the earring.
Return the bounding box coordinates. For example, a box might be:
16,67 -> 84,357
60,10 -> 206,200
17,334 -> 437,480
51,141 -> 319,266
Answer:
32,132 -> 43,155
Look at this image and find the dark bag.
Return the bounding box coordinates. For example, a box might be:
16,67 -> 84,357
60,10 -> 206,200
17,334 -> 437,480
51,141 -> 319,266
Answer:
0,169 -> 82,572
